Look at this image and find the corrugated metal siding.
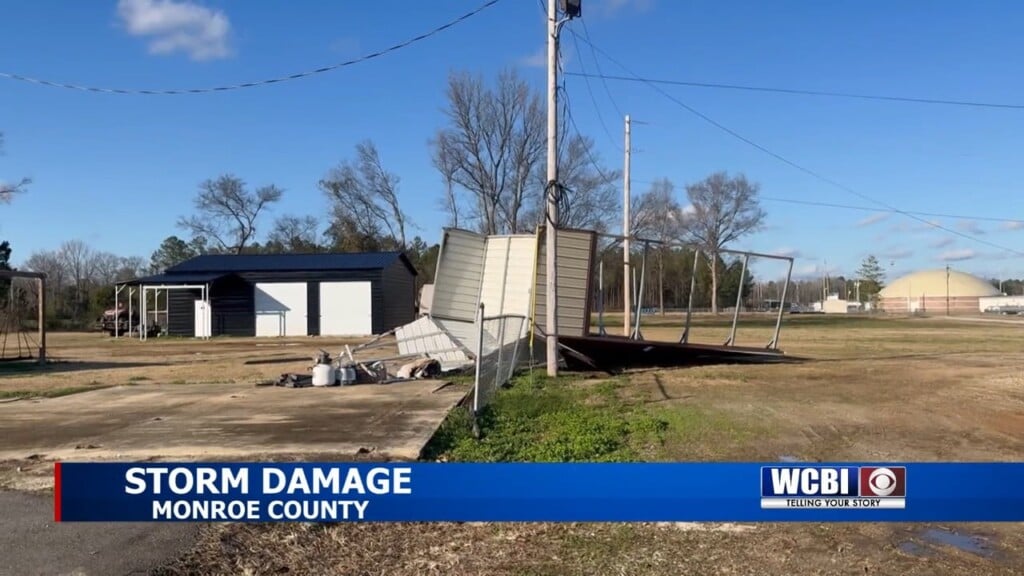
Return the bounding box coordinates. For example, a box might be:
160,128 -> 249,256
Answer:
430,229 -> 486,321
478,235 -> 537,319
210,276 -> 254,337
380,259 -> 417,332
167,289 -> 200,336
533,228 -> 597,337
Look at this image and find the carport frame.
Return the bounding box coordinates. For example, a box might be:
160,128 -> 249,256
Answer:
138,283 -> 211,341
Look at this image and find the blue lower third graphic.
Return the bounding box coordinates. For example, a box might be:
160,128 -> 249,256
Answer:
54,462 -> 1024,522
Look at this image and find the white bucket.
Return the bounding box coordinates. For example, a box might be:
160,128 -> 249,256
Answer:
312,364 -> 335,387
338,364 -> 356,385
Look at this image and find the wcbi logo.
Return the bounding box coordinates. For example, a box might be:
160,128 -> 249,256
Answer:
760,466 -> 906,509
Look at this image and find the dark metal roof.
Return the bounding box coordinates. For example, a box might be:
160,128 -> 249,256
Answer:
118,272 -> 227,286
165,251 -> 417,275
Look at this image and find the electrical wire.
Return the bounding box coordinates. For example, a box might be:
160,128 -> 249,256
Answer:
628,181 -> 1024,225
0,0 -> 503,95
580,19 -> 625,119
564,71 -> 1024,111
569,31 -> 1024,257
567,29 -> 621,151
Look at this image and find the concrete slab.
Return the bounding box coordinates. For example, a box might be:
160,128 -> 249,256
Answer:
0,381 -> 466,462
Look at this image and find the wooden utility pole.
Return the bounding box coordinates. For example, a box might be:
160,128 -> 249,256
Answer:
545,0 -> 559,376
623,114 -> 631,336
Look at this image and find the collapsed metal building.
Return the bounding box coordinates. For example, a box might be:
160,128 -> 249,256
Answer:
391,226 -> 797,399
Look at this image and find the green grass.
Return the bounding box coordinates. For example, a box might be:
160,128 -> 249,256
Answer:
423,371 -> 749,463
0,385 -> 111,400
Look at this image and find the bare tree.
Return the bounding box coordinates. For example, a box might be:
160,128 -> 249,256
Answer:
57,239 -> 96,317
686,172 -> 766,313
0,132 -> 30,203
433,137 -> 461,229
266,215 -> 322,253
631,179 -> 688,314
431,69 -> 545,234
546,133 -> 621,232
321,140 -> 409,248
178,175 -> 282,254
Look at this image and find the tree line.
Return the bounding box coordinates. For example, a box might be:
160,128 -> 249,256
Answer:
3,67 -> 781,328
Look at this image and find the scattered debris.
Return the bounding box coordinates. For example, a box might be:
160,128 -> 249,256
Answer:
276,373 -> 312,388
356,446 -> 375,455
75,444 -> 100,450
778,455 -> 801,463
396,358 -> 441,380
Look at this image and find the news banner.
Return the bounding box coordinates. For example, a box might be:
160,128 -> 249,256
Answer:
54,463 -> 1024,522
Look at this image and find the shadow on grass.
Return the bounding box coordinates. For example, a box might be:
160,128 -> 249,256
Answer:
0,360 -> 169,377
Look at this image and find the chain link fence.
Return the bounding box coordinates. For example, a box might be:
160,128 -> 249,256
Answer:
471,306 -> 529,414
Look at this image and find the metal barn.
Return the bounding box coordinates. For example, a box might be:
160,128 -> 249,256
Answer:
118,252 -> 417,338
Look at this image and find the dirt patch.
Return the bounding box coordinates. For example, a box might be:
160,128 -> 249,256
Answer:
0,332 -> 377,396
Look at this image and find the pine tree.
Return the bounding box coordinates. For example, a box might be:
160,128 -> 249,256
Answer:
855,255 -> 886,302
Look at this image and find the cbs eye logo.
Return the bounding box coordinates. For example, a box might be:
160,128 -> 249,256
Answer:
860,466 -> 906,498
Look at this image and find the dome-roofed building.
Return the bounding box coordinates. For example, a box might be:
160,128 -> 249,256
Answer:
878,268 -> 999,314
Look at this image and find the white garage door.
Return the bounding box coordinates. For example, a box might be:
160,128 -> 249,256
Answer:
320,281 -> 373,336
254,282 -> 308,337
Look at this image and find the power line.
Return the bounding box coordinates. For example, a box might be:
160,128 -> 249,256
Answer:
564,71 -> 1024,111
567,28 -> 620,151
759,197 -> 1024,225
579,19 -> 624,119
629,182 -> 1024,224
0,0 -> 503,95
570,32 -> 1024,257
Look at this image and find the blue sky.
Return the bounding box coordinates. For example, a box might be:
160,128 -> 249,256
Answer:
1,0 -> 1022,282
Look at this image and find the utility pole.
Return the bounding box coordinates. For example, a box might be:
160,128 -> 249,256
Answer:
946,265 -> 950,316
623,114 -> 631,337
545,0 -> 559,376
544,0 -> 579,375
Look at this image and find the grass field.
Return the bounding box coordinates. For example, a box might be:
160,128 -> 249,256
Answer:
155,315 -> 1024,575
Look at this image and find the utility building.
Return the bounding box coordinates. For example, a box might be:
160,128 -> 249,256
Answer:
119,252 -> 417,338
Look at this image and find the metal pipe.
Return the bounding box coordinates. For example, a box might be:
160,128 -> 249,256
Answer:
726,254 -> 749,346
597,259 -> 606,335
769,259 -> 793,349
633,242 -> 648,339
680,248 -> 699,344
473,303 -> 484,414
594,231 -> 793,263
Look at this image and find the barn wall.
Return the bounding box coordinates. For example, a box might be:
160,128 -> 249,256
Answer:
380,259 -> 416,332
431,229 -> 487,321
167,289 -> 200,336
534,228 -> 597,337
210,275 -> 254,337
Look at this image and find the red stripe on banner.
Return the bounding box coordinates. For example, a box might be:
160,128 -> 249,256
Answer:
53,462 -> 62,522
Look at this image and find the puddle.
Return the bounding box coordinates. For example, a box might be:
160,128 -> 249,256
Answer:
898,541 -> 936,558
920,529 -> 994,558
778,455 -> 801,463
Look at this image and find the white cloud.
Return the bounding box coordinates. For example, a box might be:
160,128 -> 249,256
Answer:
929,236 -> 955,248
939,249 -> 977,262
117,0 -> 232,61
956,219 -> 986,235
855,213 -> 888,228
1001,220 -> 1024,231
